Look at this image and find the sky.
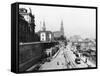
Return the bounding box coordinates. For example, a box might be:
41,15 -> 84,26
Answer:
19,4 -> 96,39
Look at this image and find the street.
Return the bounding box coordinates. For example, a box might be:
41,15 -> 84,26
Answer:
39,42 -> 96,70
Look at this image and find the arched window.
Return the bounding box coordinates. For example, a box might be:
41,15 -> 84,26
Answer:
49,34 -> 52,40
40,32 -> 46,41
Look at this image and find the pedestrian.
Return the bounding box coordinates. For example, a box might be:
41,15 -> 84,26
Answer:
85,57 -> 87,63
57,62 -> 59,65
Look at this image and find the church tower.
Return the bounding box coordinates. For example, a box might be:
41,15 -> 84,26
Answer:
60,20 -> 64,36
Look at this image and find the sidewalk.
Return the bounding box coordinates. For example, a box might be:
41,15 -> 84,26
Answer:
39,47 -> 67,70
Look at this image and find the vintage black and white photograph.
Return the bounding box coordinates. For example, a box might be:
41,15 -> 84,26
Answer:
18,4 -> 97,72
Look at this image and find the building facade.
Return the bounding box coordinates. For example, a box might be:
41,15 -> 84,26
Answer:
53,20 -> 65,41
37,21 -> 54,42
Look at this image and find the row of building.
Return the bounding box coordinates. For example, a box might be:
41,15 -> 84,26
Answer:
37,20 -> 65,42
69,35 -> 96,51
19,8 -> 66,42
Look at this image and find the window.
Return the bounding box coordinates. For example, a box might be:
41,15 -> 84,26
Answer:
49,34 -> 52,40
40,33 -> 46,41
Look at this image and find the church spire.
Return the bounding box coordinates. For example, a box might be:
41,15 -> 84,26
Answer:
42,20 -> 46,31
60,20 -> 64,36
